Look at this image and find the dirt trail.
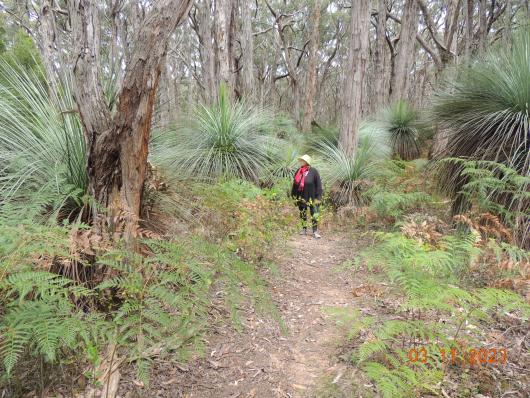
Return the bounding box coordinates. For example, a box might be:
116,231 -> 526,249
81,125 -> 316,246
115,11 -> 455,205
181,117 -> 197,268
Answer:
128,232 -> 364,397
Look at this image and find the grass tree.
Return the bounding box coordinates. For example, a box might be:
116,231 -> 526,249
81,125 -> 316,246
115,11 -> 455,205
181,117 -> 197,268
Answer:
432,29 -> 530,245
317,124 -> 392,207
0,61 -> 87,221
151,83 -> 281,183
368,100 -> 425,161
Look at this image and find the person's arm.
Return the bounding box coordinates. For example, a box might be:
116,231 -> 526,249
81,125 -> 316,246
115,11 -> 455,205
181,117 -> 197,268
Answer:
314,169 -> 323,201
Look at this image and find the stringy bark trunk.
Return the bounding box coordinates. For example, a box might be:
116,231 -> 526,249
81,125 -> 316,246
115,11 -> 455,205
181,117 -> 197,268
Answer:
339,0 -> 370,156
69,0 -> 193,245
374,0 -> 388,110
390,0 -> 419,103
198,0 -> 217,103
478,0 -> 487,54
216,0 -> 232,90
37,0 -> 60,99
464,0 -> 473,59
240,0 -> 255,99
504,0 -> 512,47
302,0 -> 322,132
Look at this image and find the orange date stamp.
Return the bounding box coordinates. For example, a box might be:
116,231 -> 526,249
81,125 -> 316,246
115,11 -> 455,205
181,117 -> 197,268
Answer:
408,346 -> 507,366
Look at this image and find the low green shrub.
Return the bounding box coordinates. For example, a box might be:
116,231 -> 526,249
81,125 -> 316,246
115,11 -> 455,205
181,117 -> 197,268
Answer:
333,230 -> 529,398
317,126 -> 391,207
365,100 -> 428,161
0,215 -> 278,393
151,84 -> 283,183
194,179 -> 296,263
0,61 -> 88,222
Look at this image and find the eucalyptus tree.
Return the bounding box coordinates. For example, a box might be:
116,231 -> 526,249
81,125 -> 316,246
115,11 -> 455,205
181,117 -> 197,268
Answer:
339,0 -> 370,155
302,0 -> 322,132
68,0 -> 193,244
6,0 -> 195,245
390,0 -> 419,102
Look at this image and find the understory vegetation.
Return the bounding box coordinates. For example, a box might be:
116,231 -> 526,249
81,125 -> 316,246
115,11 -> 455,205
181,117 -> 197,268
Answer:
0,178 -> 294,395
328,159 -> 529,397
0,9 -> 528,398
323,32 -> 530,398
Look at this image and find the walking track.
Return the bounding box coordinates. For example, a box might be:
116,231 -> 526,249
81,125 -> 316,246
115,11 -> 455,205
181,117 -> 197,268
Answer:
121,232 -> 368,398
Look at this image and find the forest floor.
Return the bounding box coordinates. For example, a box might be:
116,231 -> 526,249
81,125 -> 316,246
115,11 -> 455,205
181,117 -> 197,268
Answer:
120,229 -> 379,398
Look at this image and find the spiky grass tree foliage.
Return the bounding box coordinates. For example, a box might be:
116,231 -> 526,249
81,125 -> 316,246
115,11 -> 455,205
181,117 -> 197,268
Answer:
317,124 -> 391,207
0,61 -> 88,221
431,30 -> 530,245
267,143 -> 301,181
367,100 -> 424,161
304,125 -> 339,152
152,84 -> 280,183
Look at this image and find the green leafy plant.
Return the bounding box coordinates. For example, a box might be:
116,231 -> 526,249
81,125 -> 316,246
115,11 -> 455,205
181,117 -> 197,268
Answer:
340,230 -> 530,398
0,214 -> 282,391
194,178 -> 295,263
266,143 -> 301,181
435,159 -> 530,248
151,84 -> 281,183
317,125 -> 391,207
304,124 -> 339,150
0,60 -> 88,222
368,190 -> 433,220
367,100 -> 426,161
431,30 -> 530,218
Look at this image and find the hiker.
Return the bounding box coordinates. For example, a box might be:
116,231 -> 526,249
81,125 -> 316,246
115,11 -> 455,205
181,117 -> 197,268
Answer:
291,154 -> 323,239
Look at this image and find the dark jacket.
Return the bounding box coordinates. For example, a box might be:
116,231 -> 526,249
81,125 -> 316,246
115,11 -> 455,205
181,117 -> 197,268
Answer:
291,167 -> 323,203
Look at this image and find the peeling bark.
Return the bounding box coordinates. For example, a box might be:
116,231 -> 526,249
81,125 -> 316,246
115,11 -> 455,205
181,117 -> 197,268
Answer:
240,0 -> 255,99
216,0 -> 232,90
68,0 -> 193,244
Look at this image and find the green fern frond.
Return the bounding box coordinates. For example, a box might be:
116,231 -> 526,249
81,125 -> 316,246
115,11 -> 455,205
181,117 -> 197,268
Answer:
0,324 -> 31,375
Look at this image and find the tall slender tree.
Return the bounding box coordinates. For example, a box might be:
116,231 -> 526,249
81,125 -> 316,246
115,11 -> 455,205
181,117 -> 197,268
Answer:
194,0 -> 217,103
239,0 -> 255,99
374,0 -> 388,109
504,0 -> 512,47
215,0 -> 233,90
390,0 -> 419,102
464,0 -> 473,59
302,0 -> 322,132
478,0 -> 488,54
339,0 -> 370,155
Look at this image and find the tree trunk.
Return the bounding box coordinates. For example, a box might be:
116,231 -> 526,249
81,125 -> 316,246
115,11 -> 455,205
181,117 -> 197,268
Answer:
215,0 -> 232,91
158,57 -> 174,129
390,0 -> 419,103
464,0 -> 473,59
503,0 -> 512,47
265,0 -> 301,124
239,0 -> 255,99
69,0 -> 193,245
37,0 -> 60,99
478,0 -> 487,54
374,0 -> 388,109
198,0 -> 217,103
302,0 -> 322,132
339,0 -> 370,156
444,0 -> 462,57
